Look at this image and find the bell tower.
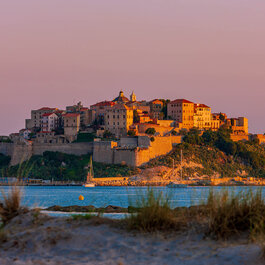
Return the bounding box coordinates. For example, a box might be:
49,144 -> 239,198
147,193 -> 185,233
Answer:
130,91 -> 136,102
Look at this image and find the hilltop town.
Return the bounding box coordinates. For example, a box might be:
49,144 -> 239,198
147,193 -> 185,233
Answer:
1,90 -> 265,169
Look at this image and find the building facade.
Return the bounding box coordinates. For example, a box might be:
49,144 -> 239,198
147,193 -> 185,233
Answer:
167,99 -> 194,129
149,99 -> 164,119
193,104 -> 211,130
41,113 -> 59,132
26,107 -> 58,130
105,104 -> 134,138
63,113 -> 81,139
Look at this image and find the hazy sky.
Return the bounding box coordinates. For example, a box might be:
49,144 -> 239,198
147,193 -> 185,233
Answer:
1,0 -> 265,134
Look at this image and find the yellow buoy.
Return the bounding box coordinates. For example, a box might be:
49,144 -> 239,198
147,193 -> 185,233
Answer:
79,195 -> 84,201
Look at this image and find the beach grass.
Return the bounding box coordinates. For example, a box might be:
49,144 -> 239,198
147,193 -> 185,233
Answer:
205,188 -> 265,240
0,185 -> 27,225
71,214 -> 94,220
127,188 -> 186,232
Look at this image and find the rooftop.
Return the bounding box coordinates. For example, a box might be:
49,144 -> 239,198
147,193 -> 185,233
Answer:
91,101 -> 115,107
170,99 -> 194,104
62,113 -> 80,118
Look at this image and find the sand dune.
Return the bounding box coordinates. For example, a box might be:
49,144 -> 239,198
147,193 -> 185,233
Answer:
0,212 -> 263,265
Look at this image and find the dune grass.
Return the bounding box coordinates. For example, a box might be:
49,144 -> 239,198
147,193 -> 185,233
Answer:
205,189 -> 265,240
0,185 -> 27,225
71,214 -> 94,220
127,188 -> 187,232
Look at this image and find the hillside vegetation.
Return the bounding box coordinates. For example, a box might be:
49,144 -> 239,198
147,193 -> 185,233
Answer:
146,128 -> 265,179
1,152 -> 137,181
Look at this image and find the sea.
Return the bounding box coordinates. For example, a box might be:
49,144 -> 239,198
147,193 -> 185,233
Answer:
0,186 -> 264,209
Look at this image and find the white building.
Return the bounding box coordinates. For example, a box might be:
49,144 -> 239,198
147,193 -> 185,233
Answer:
41,113 -> 59,132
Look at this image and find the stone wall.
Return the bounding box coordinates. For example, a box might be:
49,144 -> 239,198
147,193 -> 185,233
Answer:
230,134 -> 249,142
135,136 -> 182,166
93,141 -> 118,164
8,142 -> 94,166
32,142 -> 93,156
93,135 -> 182,167
0,142 -> 14,156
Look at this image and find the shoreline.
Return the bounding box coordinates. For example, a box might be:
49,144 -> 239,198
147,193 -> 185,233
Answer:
1,183 -> 265,187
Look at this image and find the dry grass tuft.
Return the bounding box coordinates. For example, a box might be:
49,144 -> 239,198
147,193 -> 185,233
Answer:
206,189 -> 265,240
0,228 -> 7,243
0,185 -> 28,225
127,188 -> 186,232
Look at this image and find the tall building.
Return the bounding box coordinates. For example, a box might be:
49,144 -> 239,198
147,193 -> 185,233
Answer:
149,99 -> 164,119
193,104 -> 211,130
167,99 -> 194,129
105,104 -> 133,138
63,113 -> 80,140
41,113 -> 59,132
26,107 -> 58,130
90,101 -> 115,125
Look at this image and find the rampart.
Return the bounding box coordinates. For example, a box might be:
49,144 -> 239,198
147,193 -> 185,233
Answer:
0,142 -> 14,156
93,135 -> 182,167
3,142 -> 93,166
230,134 -> 249,142
3,135 -> 180,167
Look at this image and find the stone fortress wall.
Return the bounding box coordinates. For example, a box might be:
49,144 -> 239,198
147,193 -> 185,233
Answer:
93,135 -> 182,167
0,142 -> 94,166
0,135 -> 182,167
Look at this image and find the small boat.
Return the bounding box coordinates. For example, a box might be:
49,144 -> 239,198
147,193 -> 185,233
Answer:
83,156 -> 95,188
167,149 -> 188,188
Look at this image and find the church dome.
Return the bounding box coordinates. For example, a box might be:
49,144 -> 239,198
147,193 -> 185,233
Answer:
113,91 -> 129,103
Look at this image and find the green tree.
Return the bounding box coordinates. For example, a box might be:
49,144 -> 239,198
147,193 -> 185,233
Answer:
128,130 -> 136,136
145,128 -> 156,135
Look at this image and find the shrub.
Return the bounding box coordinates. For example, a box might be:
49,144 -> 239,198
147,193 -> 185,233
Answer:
103,130 -> 113,139
145,128 -> 156,135
127,130 -> 136,137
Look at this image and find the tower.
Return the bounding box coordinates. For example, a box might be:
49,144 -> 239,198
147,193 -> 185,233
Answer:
130,91 -> 136,102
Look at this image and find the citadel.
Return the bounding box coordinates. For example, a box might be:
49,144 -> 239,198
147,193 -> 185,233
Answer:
0,91 -> 261,167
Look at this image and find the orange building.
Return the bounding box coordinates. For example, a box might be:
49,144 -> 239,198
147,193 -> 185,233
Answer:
167,99 -> 194,129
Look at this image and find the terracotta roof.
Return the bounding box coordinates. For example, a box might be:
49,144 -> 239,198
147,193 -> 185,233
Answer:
109,103 -> 132,110
170,99 -> 194,104
150,99 -> 163,104
62,113 -> 80,118
42,113 -> 55,117
195,103 -> 210,109
80,108 -> 89,111
55,110 -> 65,114
91,101 -> 115,107
38,131 -> 53,134
38,107 -> 57,111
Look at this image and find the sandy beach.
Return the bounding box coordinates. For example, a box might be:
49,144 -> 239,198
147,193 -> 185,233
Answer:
0,211 -> 263,265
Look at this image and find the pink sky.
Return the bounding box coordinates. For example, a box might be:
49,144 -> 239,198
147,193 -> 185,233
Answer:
1,0 -> 265,135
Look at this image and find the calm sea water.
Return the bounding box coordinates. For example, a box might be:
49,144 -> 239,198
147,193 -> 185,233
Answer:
1,186 -> 265,209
